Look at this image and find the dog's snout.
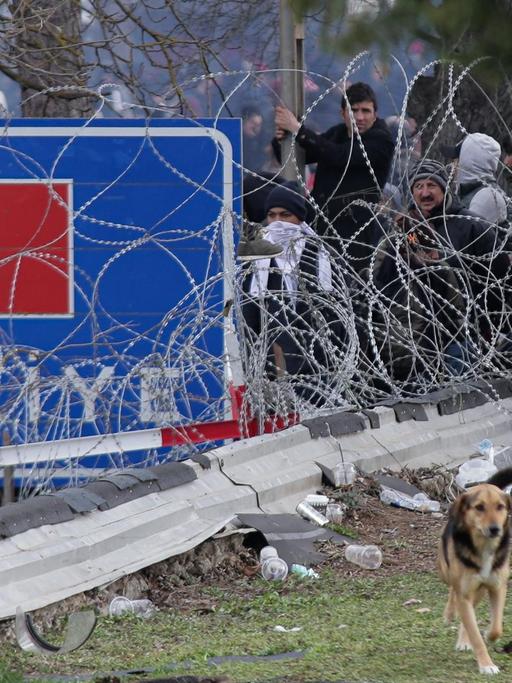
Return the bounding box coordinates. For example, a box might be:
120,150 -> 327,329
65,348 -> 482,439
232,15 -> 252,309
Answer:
488,524 -> 501,538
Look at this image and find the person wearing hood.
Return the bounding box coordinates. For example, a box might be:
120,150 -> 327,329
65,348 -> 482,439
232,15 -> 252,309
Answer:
240,181 -> 342,385
443,132 -> 509,227
370,159 -> 509,381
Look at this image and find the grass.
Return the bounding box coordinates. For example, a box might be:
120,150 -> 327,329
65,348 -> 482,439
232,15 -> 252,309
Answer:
2,570 -> 512,683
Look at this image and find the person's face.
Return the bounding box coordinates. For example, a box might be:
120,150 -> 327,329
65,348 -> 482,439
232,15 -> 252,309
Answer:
243,114 -> 263,138
266,207 -> 301,224
412,179 -> 445,217
342,100 -> 377,134
504,153 -> 512,169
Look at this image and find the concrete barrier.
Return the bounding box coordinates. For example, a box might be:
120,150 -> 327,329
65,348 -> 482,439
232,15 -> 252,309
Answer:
1,382 -> 512,619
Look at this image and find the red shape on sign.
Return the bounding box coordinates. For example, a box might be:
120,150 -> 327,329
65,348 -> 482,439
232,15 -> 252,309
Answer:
0,181 -> 72,315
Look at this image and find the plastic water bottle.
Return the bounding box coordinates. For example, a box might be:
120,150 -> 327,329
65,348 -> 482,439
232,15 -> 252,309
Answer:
411,492 -> 441,512
108,596 -> 157,618
261,556 -> 289,581
344,544 -> 382,569
380,488 -> 440,512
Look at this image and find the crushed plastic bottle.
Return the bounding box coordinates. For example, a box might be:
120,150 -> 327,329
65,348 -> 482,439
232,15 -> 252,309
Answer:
108,596 -> 157,619
478,438 -> 495,461
379,488 -> 440,512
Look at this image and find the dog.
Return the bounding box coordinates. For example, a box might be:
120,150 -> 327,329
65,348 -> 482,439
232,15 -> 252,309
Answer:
438,467 -> 512,674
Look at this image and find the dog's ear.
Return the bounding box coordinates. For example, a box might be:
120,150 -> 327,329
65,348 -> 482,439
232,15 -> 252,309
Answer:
450,491 -> 471,523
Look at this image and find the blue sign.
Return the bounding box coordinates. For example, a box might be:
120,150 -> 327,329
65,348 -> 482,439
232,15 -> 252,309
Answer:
0,118 -> 242,478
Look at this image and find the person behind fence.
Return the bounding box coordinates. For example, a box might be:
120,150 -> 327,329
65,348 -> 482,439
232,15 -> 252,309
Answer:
371,159 -> 510,381
241,103 -> 268,173
443,135 -> 512,354
237,172 -> 285,261
273,81 -> 394,274
442,132 -> 509,228
240,181 -> 341,388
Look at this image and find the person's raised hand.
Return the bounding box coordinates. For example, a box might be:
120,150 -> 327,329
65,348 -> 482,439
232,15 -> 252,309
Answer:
274,106 -> 301,135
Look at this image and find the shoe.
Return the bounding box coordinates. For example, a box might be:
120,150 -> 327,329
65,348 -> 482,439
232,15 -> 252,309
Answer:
237,238 -> 283,262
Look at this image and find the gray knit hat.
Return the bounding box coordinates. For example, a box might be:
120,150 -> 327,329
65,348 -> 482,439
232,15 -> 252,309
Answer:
408,159 -> 449,192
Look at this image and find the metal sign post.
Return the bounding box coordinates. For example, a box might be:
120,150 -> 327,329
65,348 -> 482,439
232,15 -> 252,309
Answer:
279,0 -> 305,182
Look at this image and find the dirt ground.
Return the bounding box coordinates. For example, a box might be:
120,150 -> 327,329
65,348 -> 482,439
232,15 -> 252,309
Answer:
135,467 -> 451,614
0,467 -> 452,641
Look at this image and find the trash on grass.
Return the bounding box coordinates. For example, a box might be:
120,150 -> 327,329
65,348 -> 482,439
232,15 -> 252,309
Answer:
273,625 -> 303,632
108,596 -> 157,619
261,556 -> 289,581
304,493 -> 329,510
344,544 -> 382,569
454,458 -> 497,489
296,500 -> 328,526
380,487 -> 440,512
325,502 -> 346,524
15,606 -> 96,654
315,460 -> 356,487
259,545 -> 278,563
290,563 -> 319,579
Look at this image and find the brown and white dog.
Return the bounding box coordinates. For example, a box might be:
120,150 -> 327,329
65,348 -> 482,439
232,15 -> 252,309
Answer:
438,467 -> 512,674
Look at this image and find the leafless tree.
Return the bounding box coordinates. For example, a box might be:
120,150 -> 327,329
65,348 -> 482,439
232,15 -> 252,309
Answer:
0,0 -> 287,117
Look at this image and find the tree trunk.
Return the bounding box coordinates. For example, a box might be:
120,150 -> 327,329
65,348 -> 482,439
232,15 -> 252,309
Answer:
408,62 -> 512,158
12,0 -> 95,117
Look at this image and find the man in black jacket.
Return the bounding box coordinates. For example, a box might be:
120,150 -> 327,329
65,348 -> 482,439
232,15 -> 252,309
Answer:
274,82 -> 394,273
371,159 -> 510,382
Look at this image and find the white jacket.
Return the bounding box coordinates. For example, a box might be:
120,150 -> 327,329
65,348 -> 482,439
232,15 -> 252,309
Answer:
457,132 -> 508,225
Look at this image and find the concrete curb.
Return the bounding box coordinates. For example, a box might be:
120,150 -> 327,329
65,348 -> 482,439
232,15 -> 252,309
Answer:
1,383 -> 511,619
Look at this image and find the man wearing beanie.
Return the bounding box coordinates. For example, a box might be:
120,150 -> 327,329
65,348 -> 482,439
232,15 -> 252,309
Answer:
369,157 -> 510,383
240,181 -> 345,396
274,81 -> 394,272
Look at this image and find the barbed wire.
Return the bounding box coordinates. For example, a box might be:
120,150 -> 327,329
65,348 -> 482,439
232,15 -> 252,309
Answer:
1,58 -> 512,496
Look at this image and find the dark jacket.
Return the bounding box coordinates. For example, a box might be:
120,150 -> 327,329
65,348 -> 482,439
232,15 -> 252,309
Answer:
293,118 -> 394,269
241,237 -> 345,376
370,230 -> 465,380
416,199 -> 509,283
371,198 -> 510,375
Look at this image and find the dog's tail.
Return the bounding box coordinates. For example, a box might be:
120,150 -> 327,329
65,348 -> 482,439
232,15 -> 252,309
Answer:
487,467 -> 512,490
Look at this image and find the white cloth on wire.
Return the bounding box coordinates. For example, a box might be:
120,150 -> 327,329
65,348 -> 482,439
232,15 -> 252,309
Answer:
249,220 -> 332,300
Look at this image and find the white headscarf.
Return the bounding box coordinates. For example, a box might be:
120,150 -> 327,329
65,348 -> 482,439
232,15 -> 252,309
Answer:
249,220 -> 332,299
